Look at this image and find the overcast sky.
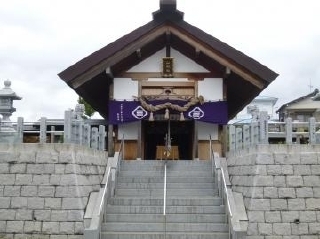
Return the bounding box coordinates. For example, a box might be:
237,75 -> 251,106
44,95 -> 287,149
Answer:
1,0 -> 319,121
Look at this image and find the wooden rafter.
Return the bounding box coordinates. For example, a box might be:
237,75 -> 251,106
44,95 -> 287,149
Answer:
69,26 -> 169,88
167,26 -> 265,89
116,72 -> 221,79
69,24 -> 265,90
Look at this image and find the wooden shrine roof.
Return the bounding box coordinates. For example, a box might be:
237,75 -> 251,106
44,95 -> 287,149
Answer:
58,1 -> 278,119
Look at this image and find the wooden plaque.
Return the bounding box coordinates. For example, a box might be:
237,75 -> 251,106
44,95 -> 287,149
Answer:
162,57 -> 174,78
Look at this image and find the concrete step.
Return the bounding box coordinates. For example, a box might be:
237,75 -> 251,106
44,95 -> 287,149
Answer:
117,176 -> 214,184
101,232 -> 229,239
106,205 -> 225,214
102,222 -> 229,232
121,163 -> 213,171
99,160 -> 228,238
120,167 -> 213,173
119,171 -> 213,177
116,182 -> 215,189
108,197 -> 222,206
105,213 -> 227,223
121,160 -> 211,166
115,188 -> 217,197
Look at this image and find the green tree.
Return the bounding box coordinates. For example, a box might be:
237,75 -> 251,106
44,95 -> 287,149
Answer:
78,97 -> 96,118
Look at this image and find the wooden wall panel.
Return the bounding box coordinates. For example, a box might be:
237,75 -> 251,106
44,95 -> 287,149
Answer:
115,140 -> 222,160
198,140 -> 222,160
115,140 -> 138,160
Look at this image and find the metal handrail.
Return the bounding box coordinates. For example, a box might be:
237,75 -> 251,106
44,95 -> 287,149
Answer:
83,135 -> 125,239
99,167 -> 111,216
163,161 -> 167,239
220,168 -> 233,218
209,135 -> 248,238
84,165 -> 112,239
163,162 -> 167,215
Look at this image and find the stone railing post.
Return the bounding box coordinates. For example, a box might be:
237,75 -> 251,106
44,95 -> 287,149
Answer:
40,117 -> 47,143
17,117 -> 24,143
91,127 -> 99,150
285,117 -> 293,144
75,120 -> 83,145
71,104 -> 85,145
98,125 -> 106,151
250,121 -> 259,146
243,124 -> 250,148
50,126 -> 55,143
259,111 -> 268,144
83,124 -> 91,147
64,110 -> 73,143
229,125 -> 236,151
235,127 -> 243,150
309,117 -> 316,145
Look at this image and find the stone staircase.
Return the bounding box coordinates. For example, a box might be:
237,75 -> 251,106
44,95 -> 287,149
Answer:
102,160 -> 229,239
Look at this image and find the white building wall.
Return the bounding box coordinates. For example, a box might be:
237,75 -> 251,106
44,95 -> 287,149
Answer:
198,78 -> 223,101
118,122 -> 139,140
197,121 -> 218,140
171,49 -> 209,73
128,48 -> 209,73
115,47 -> 223,140
113,78 -> 138,100
234,96 -> 278,121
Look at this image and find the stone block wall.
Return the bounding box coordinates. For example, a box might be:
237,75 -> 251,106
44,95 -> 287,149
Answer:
0,143 -> 108,239
227,144 -> 320,239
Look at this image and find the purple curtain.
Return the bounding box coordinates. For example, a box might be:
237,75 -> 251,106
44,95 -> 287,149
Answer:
108,100 -> 228,124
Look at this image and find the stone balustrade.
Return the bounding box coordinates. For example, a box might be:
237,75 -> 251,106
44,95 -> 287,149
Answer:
0,105 -> 106,151
229,114 -> 320,151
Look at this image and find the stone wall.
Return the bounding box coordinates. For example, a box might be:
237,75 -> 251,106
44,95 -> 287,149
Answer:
0,143 -> 108,239
227,145 -> 320,239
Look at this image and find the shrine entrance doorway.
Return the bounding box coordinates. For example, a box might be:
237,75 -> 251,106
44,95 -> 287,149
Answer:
142,120 -> 194,160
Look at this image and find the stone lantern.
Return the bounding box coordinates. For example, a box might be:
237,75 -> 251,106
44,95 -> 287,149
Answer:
0,80 -> 22,131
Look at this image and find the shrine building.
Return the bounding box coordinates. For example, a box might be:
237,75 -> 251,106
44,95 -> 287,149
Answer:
58,0 -> 278,160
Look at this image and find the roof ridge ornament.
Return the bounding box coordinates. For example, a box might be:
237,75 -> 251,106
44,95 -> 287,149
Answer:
160,0 -> 177,11
153,0 -> 184,21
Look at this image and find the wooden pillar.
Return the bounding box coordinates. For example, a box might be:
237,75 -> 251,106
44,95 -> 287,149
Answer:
137,121 -> 142,160
222,125 -> 228,157
193,121 -> 198,160
108,79 -> 114,156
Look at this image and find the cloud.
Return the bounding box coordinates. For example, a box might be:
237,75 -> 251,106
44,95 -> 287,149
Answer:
0,0 -> 319,121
